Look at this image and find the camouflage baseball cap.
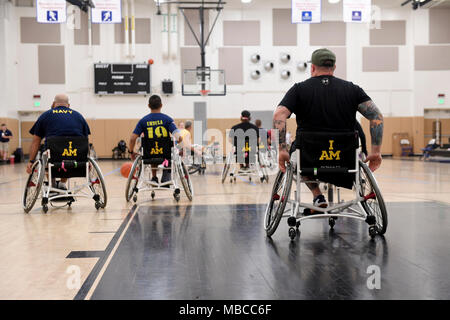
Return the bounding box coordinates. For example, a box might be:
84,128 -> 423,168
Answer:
310,48 -> 336,67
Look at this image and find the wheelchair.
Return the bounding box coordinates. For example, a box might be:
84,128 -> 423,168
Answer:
23,136 -> 107,213
264,131 -> 388,240
125,135 -> 193,203
112,140 -> 128,160
221,143 -> 269,184
186,144 -> 207,175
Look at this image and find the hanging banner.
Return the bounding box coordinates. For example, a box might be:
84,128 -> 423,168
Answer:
292,0 -> 321,24
343,0 -> 372,23
36,0 -> 66,23
91,0 -> 122,24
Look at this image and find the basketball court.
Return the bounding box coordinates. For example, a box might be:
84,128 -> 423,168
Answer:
0,0 -> 450,302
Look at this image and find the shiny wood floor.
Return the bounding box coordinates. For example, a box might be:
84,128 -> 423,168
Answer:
0,159 -> 449,299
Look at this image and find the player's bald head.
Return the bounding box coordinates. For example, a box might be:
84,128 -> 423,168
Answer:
53,94 -> 69,107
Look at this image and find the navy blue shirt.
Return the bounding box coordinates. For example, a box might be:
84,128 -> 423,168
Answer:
29,106 -> 90,138
0,129 -> 12,142
133,112 -> 178,139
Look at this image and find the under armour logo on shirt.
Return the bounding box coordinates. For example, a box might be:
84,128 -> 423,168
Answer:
322,78 -> 329,85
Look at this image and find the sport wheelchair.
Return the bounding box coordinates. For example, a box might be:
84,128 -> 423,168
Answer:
221,144 -> 269,184
125,135 -> 193,203
264,131 -> 388,240
23,136 -> 107,213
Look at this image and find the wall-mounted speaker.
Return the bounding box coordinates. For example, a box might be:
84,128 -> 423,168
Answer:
251,70 -> 261,80
162,80 -> 173,95
297,61 -> 307,71
250,54 -> 261,63
264,61 -> 274,71
280,70 -> 291,79
280,53 -> 291,63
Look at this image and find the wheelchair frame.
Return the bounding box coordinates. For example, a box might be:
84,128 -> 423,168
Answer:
125,139 -> 193,203
264,147 -> 388,240
221,148 -> 269,184
23,148 -> 107,213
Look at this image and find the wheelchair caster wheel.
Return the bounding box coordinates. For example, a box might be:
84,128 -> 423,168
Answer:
296,221 -> 301,229
151,192 -> 155,200
329,217 -> 335,229
173,192 -> 180,202
42,205 -> 48,213
249,177 -> 251,182
288,227 -> 296,240
369,226 -> 378,239
95,202 -> 101,210
133,195 -> 138,202
260,177 -> 264,183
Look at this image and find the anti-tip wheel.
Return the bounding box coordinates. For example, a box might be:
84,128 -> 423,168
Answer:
329,217 -> 336,229
369,226 -> 378,239
288,227 -> 296,240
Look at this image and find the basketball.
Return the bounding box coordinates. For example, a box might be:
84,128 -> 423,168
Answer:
148,59 -> 154,65
120,162 -> 133,178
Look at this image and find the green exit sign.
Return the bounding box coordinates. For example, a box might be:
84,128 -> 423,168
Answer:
438,94 -> 445,105
34,101 -> 41,107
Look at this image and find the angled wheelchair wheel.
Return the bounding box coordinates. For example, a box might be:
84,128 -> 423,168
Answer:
23,160 -> 45,213
359,160 -> 388,235
125,155 -> 142,202
177,161 -> 193,201
88,158 -> 108,208
221,156 -> 231,184
264,163 -> 294,237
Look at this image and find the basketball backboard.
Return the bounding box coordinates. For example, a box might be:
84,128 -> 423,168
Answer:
182,67 -> 226,96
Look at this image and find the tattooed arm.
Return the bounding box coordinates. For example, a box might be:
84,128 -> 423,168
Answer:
357,100 -> 384,171
273,105 -> 292,172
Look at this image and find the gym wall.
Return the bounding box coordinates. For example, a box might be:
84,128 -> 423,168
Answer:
1,1 -> 449,156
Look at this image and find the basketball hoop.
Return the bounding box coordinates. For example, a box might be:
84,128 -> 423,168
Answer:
200,89 -> 210,96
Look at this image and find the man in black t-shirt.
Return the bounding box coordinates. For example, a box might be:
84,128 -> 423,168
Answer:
273,48 -> 384,208
229,110 -> 260,167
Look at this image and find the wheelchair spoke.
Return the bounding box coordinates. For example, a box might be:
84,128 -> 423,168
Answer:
359,161 -> 388,235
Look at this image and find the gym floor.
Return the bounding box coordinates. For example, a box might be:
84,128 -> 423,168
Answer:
0,158 -> 449,299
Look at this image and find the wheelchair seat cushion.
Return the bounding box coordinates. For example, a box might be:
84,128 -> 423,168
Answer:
298,131 -> 359,189
51,161 -> 87,178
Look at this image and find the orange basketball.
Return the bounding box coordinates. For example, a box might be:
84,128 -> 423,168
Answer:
120,162 -> 133,178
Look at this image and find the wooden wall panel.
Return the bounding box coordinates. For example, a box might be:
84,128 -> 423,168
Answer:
361,116 -> 425,155
20,121 -> 35,156
207,118 -> 240,154
424,118 -> 450,145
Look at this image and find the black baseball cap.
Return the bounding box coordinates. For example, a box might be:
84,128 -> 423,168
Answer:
310,48 -> 336,67
241,110 -> 251,118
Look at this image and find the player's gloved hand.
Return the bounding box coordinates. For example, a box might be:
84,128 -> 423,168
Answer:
278,149 -> 290,173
